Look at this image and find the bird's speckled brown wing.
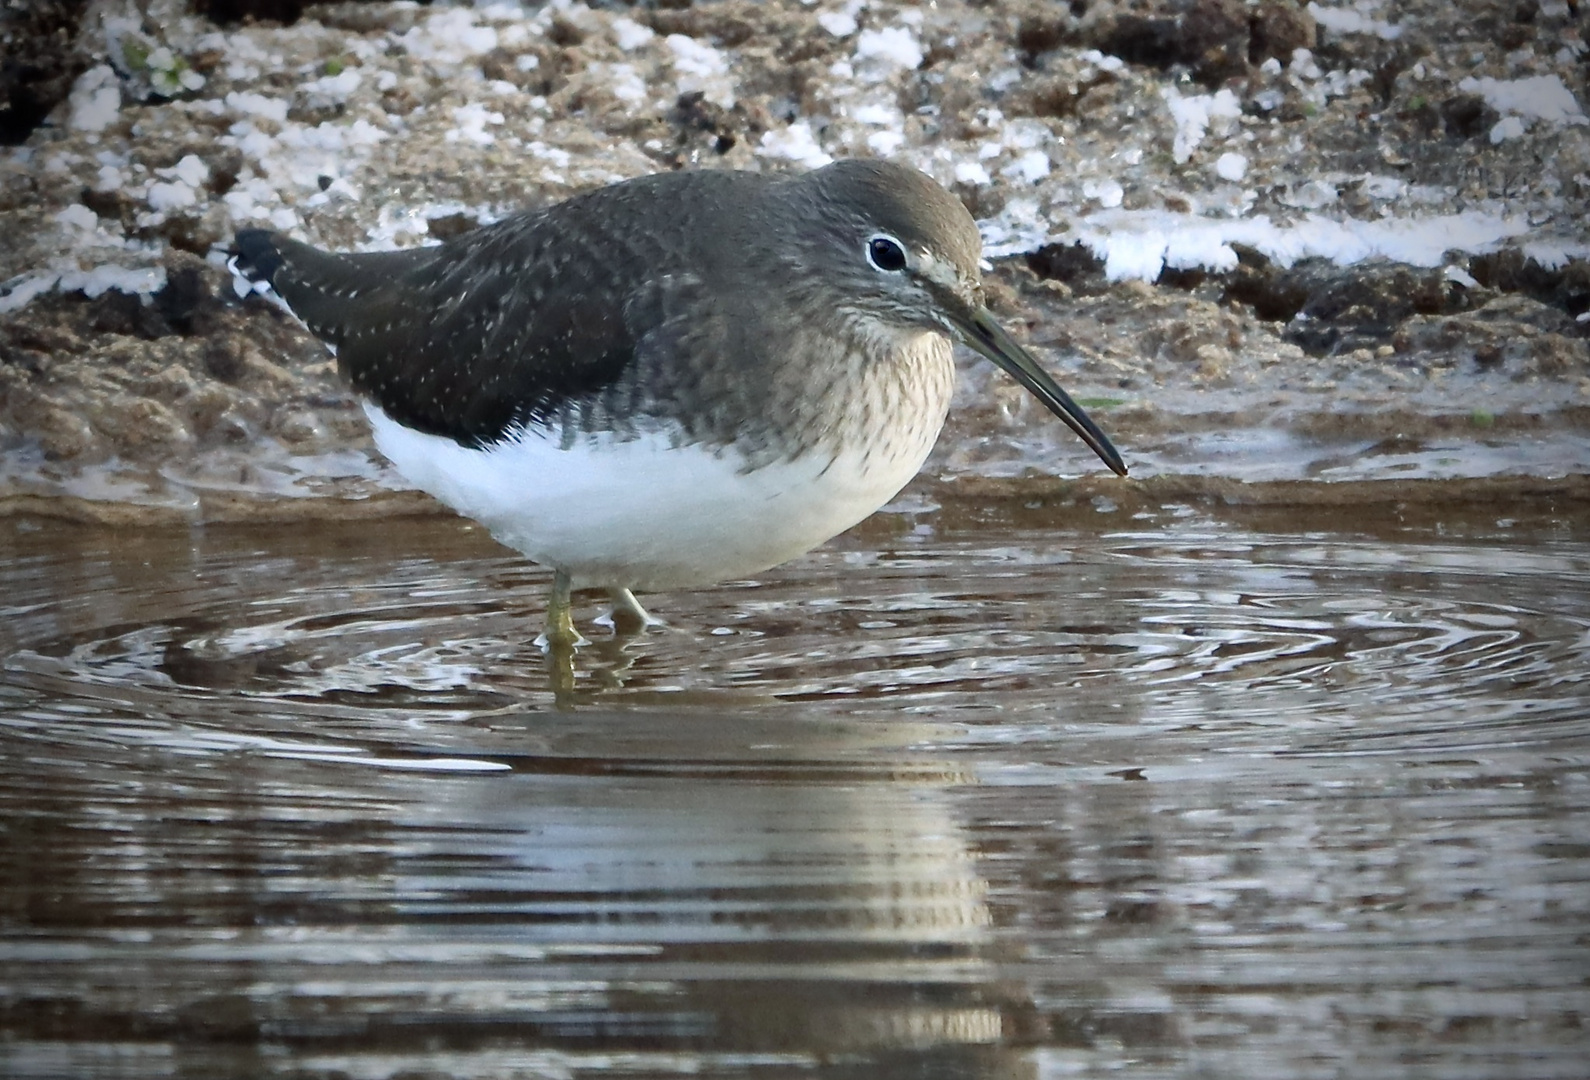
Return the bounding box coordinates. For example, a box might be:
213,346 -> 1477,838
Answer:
232,171 -> 761,449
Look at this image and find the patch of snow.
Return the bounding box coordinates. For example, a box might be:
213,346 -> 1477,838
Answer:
1005,150 -> 1051,183
55,204 -> 100,232
978,197 -> 1047,256
222,168 -> 302,230
367,207 -> 439,251
1215,152 -> 1248,181
447,103 -> 505,145
56,204 -> 128,251
611,16 -> 654,51
215,30 -> 265,82
222,176 -> 273,222
143,45 -> 205,97
1077,49 -> 1125,73
818,10 -> 858,37
1460,75 -> 1587,128
988,68 -> 1023,94
1290,48 -> 1323,80
1489,116 -> 1527,143
1444,265 -> 1479,288
1083,178 -> 1125,208
306,177 -> 362,207
1310,66 -> 1372,105
400,9 -> 501,66
341,118 -> 388,148
1306,3 -> 1402,40
759,122 -> 832,168
497,23 -> 533,52
1068,208 -> 1532,281
147,180 -> 198,211
867,130 -> 906,155
1521,240 -> 1590,271
477,3 -> 527,23
231,123 -> 275,161
1362,174 -> 1406,200
1163,87 -> 1241,163
851,102 -> 901,126
667,34 -> 735,107
1001,120 -> 1049,151
161,154 -> 209,188
954,160 -> 992,186
68,65 -> 121,133
601,63 -> 648,106
1,272 -> 69,314
1281,179 -> 1339,209
855,27 -> 923,72
222,108 -> 390,221
225,91 -> 288,123
300,68 -> 362,109
58,264 -> 166,299
527,141 -> 572,168
1103,230 -> 1177,280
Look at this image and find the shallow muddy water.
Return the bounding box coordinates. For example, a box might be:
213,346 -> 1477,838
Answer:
2,496 -> 1588,1079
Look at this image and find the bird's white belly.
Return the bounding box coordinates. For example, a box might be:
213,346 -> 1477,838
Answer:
364,403 -> 945,590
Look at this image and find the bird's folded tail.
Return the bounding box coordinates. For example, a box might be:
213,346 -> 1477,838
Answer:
228,229 -> 301,321
231,228 -> 286,286
227,229 -> 437,348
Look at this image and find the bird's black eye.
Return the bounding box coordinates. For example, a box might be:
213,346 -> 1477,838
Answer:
866,235 -> 908,273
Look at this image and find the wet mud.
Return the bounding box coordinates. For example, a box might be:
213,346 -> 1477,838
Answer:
1,0 -> 1586,517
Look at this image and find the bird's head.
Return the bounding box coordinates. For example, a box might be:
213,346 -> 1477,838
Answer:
782,159 -> 1127,477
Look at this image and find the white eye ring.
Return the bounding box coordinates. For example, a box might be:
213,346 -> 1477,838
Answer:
865,234 -> 909,273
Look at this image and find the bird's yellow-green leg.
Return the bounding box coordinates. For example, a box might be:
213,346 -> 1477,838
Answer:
536,570 -> 589,652
607,587 -> 666,635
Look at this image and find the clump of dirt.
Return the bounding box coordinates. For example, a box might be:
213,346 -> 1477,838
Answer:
0,0 -> 91,146
1,254 -> 353,466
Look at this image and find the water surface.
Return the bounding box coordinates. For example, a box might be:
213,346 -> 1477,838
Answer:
2,497 -> 1588,1079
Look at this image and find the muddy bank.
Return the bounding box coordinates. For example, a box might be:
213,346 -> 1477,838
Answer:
1,0 -> 1587,522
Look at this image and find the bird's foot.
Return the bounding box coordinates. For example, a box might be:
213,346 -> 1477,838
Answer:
537,570 -> 590,651
533,626 -> 590,652
601,588 -> 668,636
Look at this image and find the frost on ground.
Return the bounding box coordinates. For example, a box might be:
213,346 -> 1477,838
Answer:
0,0 -> 1586,519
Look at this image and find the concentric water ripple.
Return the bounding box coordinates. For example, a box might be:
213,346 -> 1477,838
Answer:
2,502 -> 1588,1079
5,512 -> 1587,741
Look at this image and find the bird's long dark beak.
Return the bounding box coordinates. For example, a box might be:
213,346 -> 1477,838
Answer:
949,306 -> 1128,476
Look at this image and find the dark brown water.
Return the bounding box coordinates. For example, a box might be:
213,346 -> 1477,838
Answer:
3,497 -> 1588,1079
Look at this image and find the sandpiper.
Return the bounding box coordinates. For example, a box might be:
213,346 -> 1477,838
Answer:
232,159 -> 1126,648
